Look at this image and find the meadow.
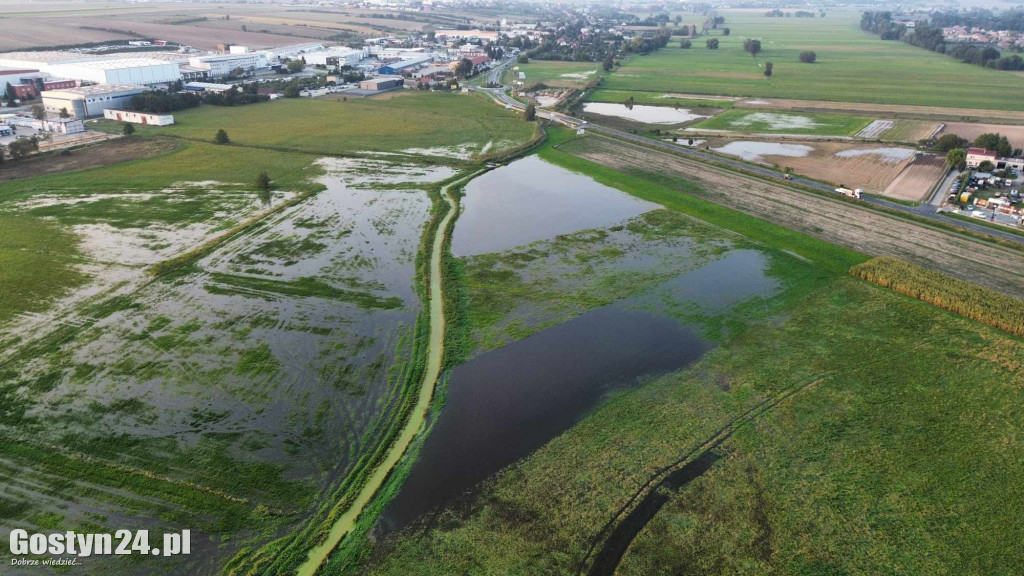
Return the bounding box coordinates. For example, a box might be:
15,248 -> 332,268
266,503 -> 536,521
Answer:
108,93 -> 535,159
597,10 -> 1024,110
360,129 -> 1024,576
507,60 -> 605,88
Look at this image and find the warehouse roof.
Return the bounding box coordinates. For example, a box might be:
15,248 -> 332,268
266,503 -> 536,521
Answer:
55,58 -> 176,70
42,84 -> 146,97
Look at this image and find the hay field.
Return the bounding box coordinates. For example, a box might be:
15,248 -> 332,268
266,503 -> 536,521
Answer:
882,154 -> 949,202
602,10 -> 1024,111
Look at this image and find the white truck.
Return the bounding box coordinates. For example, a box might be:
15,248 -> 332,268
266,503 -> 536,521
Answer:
835,187 -> 863,199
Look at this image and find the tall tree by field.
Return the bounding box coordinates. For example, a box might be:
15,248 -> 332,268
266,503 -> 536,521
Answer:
799,51 -> 817,63
706,38 -> 719,49
4,84 -> 16,105
214,129 -> 230,144
122,123 -> 135,137
7,137 -> 38,159
517,54 -> 529,64
255,170 -> 271,191
31,104 -> 45,120
764,61 -> 773,76
680,39 -> 692,49
602,54 -> 614,71
743,38 -> 762,56
286,59 -> 304,73
722,27 -> 730,36
946,148 -> 967,170
524,103 -> 536,121
455,58 -> 474,79
935,133 -> 968,152
974,133 -> 1013,157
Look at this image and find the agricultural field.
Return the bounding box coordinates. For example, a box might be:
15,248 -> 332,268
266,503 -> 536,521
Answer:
360,129 -> 1024,576
871,119 -> 942,142
507,60 -> 605,89
587,89 -> 739,109
729,96 -> 1024,124
599,10 -> 1024,111
882,154 -> 949,202
693,108 -> 873,136
102,93 -> 534,161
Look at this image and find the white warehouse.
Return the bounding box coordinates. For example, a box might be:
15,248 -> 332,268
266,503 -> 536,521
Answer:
304,47 -> 366,67
189,53 -> 268,77
46,58 -> 180,85
42,84 -> 146,118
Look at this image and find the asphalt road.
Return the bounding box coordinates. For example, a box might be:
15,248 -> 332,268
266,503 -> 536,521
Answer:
473,76 -> 1024,246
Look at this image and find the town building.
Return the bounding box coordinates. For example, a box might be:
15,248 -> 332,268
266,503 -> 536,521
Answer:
966,147 -> 1024,172
359,77 -> 403,91
188,53 -> 268,77
376,55 -> 432,75
41,84 -> 145,118
103,109 -> 174,126
304,47 -> 366,68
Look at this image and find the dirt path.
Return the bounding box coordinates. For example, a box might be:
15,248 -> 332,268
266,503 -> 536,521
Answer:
295,173 -> 474,576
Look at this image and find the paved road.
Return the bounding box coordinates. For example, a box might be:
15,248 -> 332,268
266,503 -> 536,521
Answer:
473,80 -> 1024,246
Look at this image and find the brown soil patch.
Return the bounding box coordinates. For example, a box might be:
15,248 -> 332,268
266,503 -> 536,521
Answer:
938,122 -> 1024,150
0,138 -> 178,182
882,155 -> 948,203
735,98 -> 1024,124
562,134 -> 1024,298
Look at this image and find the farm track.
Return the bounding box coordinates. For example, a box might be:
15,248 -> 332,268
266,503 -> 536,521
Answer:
563,135 -> 1024,299
294,173 -> 475,576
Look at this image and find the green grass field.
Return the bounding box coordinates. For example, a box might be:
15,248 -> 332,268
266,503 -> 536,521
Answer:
505,60 -> 605,88
361,128 -> 1024,576
597,10 -> 1024,110
106,93 -> 534,158
693,108 -> 873,135
0,215 -> 84,325
586,89 -> 737,109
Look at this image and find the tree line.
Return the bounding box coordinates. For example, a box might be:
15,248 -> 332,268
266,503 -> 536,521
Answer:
861,11 -> 1024,70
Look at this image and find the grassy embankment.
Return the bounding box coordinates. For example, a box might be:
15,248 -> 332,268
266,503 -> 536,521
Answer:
692,108 -> 873,136
595,10 -> 1024,110
360,127 -> 1024,576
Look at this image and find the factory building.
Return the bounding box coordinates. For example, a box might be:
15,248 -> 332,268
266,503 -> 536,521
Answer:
46,58 -> 180,85
0,68 -> 45,95
376,55 -> 433,75
260,43 -> 326,62
103,109 -> 175,126
359,77 -> 403,91
41,84 -> 145,118
189,53 -> 268,77
304,47 -> 366,68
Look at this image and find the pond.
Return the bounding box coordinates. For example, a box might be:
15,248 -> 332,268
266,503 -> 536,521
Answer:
582,102 -> 707,124
451,155 -> 659,256
379,249 -> 779,531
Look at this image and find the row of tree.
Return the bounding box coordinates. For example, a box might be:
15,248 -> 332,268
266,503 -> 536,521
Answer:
935,131 -> 1021,158
861,11 -> 1024,70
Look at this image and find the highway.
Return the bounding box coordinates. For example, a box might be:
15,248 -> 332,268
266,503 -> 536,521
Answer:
472,64 -> 1024,246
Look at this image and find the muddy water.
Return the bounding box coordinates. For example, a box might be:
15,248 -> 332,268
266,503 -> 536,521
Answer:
451,156 -> 659,256
712,141 -> 814,162
379,250 -> 777,531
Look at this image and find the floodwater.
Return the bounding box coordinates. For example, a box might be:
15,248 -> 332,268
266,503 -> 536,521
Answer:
583,102 -> 706,124
727,112 -> 820,131
451,156 -> 659,256
379,249 -> 778,531
713,141 -> 814,162
835,147 -> 916,163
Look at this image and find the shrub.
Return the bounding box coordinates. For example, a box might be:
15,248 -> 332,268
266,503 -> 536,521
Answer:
799,50 -> 817,63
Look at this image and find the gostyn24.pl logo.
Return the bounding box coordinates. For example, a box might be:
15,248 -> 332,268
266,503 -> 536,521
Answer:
10,529 -> 190,558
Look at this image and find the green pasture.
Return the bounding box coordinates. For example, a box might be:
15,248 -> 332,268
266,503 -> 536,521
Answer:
586,89 -> 737,109
693,108 -> 873,135
506,60 -> 604,88
600,10 -> 1024,110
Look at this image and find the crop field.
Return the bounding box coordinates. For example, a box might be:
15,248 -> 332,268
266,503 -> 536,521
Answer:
111,94 -> 535,161
693,108 -> 873,136
507,61 -> 605,88
875,119 -> 941,142
599,10 -> 1024,111
938,122 -> 1024,150
361,131 -> 1024,576
586,90 -> 738,109
882,154 -> 949,202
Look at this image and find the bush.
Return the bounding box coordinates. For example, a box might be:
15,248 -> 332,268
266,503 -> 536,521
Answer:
764,61 -> 773,76
706,38 -> 719,49
680,39 -> 692,49
799,50 -> 817,63
851,257 -> 1024,337
213,129 -> 230,145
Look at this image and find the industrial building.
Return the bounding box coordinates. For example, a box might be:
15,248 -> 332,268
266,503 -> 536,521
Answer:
188,53 -> 268,77
304,47 -> 366,68
0,68 -> 45,95
376,55 -> 432,75
103,109 -> 174,126
40,117 -> 86,134
46,58 -> 180,85
359,77 -> 403,91
41,84 -> 145,118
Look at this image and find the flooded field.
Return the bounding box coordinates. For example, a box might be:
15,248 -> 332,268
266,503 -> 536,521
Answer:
451,155 -> 658,256
582,102 -> 707,124
0,157 -> 452,574
712,141 -> 814,162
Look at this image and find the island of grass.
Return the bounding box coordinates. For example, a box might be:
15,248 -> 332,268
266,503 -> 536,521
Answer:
692,108 -> 873,136
505,60 -> 605,89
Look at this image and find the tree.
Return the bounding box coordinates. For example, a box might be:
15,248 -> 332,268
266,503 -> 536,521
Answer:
978,160 -> 995,172
240,24 -> 247,31
743,38 -> 762,56
59,107 -> 70,118
680,39 -> 692,49
7,137 -> 38,159
935,133 -> 968,152
799,51 -> 817,63
517,54 -> 529,64
722,27 -> 730,36
706,38 -> 719,49
230,66 -> 245,77
3,84 -> 16,105
946,148 -> 967,170
31,104 -> 45,120
624,96 -> 635,110
286,59 -> 305,73
255,170 -> 271,191
524,102 -> 536,121
602,54 -> 614,72
974,133 -> 1013,157
454,58 -> 474,79
122,123 -> 135,137
283,84 -> 301,98
763,61 -> 773,76
214,129 -> 230,144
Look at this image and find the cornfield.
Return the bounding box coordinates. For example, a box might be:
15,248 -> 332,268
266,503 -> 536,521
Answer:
851,257 -> 1024,337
